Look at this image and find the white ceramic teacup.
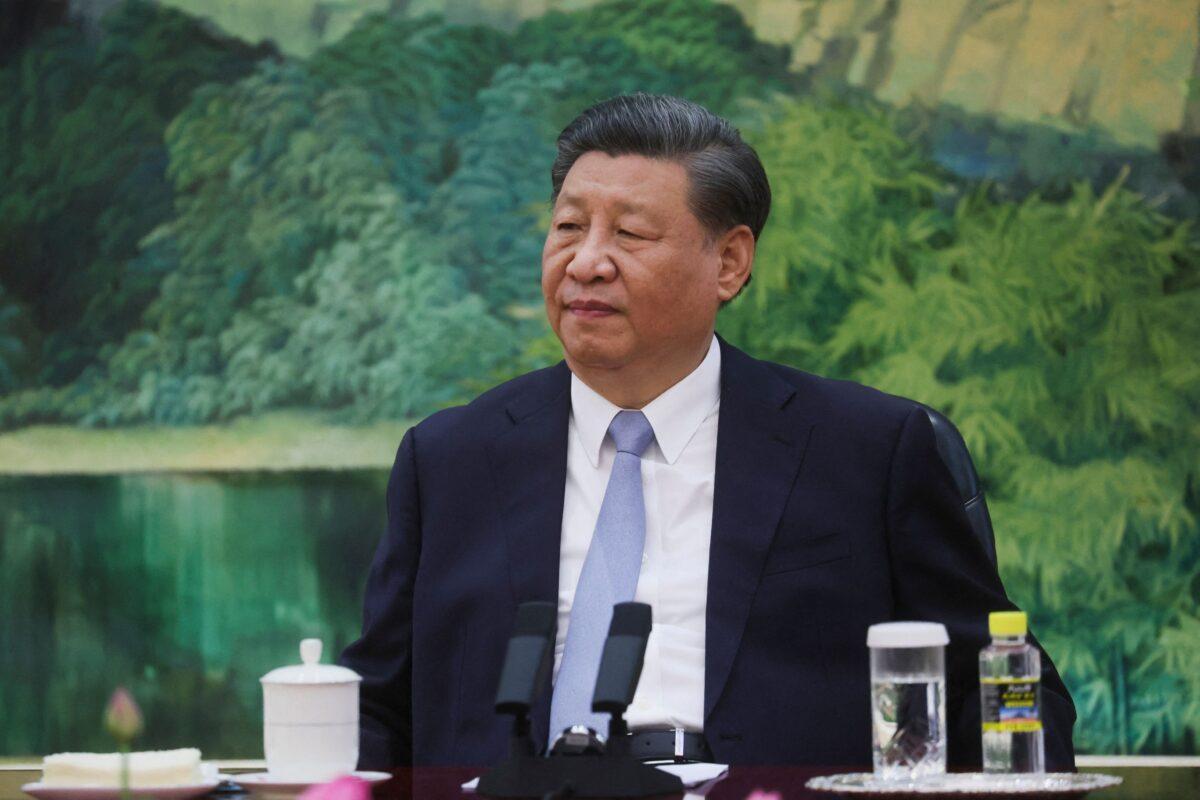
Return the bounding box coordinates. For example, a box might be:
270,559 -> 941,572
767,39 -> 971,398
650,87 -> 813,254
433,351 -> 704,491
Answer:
261,639 -> 362,782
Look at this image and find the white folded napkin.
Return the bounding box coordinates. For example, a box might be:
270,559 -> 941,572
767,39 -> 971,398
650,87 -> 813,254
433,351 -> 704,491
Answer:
461,762 -> 728,792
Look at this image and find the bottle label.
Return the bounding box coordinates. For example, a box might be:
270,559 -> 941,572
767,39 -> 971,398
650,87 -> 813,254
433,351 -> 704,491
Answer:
981,678 -> 1042,733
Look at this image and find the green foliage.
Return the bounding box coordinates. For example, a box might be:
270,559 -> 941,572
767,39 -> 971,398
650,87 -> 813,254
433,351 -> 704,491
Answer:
513,0 -> 793,115
308,14 -> 513,196
721,94 -> 946,367
1,0 -> 799,427
22,50 -> 513,426
0,0 -> 266,386
2,6 -> 524,426
161,60 -> 401,315
219,192 -> 512,421
933,180 -> 1200,753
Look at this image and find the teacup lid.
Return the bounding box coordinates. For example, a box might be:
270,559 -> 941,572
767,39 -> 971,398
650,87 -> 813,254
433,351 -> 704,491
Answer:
260,639 -> 362,685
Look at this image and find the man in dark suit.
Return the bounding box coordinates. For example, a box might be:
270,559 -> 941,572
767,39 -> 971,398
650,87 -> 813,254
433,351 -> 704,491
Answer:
340,94 -> 1075,770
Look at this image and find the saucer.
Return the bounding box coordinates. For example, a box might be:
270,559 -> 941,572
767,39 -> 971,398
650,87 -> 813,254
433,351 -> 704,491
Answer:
24,764 -> 221,800
22,779 -> 220,800
232,772 -> 391,795
805,772 -> 1123,797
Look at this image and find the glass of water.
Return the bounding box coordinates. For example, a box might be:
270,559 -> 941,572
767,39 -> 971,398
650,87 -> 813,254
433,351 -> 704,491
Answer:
867,622 -> 949,782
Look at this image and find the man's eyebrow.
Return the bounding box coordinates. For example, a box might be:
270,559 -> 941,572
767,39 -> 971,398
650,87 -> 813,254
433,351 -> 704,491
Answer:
554,194 -> 585,210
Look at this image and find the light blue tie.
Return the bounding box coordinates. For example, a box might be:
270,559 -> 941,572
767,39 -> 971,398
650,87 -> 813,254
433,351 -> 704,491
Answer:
550,410 -> 655,738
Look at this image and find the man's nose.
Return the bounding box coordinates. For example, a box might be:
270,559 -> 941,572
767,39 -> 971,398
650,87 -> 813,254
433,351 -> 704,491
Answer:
565,229 -> 618,284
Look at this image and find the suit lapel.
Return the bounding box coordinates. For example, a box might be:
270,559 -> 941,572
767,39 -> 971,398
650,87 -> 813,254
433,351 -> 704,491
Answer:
487,363 -> 572,604
485,362 -> 571,750
705,340 -> 814,721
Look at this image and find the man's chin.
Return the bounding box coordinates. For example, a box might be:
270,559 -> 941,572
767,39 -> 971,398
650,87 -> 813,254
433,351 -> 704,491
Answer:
560,338 -> 633,373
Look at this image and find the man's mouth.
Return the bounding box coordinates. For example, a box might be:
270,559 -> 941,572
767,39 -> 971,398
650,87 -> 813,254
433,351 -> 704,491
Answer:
567,300 -> 617,318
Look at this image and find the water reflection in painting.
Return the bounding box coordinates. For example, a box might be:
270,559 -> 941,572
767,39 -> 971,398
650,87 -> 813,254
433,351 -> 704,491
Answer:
0,472 -> 384,757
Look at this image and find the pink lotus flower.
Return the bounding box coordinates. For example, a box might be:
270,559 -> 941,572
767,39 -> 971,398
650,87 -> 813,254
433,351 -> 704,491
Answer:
103,687 -> 144,743
745,790 -> 782,800
298,776 -> 370,800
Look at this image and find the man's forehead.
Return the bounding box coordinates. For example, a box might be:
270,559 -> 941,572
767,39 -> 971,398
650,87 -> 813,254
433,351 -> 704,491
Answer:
555,153 -> 690,215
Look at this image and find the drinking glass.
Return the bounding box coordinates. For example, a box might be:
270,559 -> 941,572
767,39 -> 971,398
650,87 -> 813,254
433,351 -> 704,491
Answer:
868,622 -> 948,782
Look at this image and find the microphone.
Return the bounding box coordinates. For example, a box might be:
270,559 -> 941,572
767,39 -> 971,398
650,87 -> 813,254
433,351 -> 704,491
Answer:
479,601 -> 683,797
495,601 -> 557,716
592,602 -> 652,714
591,602 -> 652,752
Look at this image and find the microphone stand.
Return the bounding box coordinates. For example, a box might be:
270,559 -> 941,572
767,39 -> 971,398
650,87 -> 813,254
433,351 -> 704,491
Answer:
478,602 -> 559,797
510,712 -> 534,758
606,711 -> 629,756
478,602 -> 684,798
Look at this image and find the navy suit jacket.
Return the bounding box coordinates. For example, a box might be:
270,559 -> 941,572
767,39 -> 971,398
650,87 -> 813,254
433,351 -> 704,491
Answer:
339,339 -> 1076,769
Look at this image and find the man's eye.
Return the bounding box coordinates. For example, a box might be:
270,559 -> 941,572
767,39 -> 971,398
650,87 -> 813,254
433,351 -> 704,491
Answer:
556,222 -> 581,231
618,229 -> 642,239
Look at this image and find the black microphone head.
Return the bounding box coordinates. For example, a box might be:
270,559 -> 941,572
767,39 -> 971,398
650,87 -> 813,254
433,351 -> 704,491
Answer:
608,602 -> 652,638
513,601 -> 557,638
592,603 -> 653,715
494,601 -> 557,716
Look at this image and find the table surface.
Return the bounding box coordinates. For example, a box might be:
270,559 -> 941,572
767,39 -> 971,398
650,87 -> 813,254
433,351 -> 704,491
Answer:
2,765 -> 1197,800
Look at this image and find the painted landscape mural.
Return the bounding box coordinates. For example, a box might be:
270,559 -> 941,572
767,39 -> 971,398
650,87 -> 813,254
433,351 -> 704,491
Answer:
1,0 -> 1199,758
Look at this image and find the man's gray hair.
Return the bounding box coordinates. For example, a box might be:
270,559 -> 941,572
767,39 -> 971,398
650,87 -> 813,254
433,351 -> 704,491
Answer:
551,94 -> 771,247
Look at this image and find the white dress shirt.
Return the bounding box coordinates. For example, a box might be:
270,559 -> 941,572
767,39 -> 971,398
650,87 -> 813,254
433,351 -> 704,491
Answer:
554,336 -> 721,732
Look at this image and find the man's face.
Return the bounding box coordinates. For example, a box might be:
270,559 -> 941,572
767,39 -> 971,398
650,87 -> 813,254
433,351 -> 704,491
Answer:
542,152 -> 725,374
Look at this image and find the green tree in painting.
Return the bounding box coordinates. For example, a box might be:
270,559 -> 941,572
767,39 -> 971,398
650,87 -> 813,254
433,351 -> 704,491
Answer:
308,13 -> 512,198
219,190 -> 510,421
71,61 -> 356,424
0,0 -> 266,387
513,0 -> 793,115
719,96 -> 946,368
39,49 -> 510,425
0,0 -> 800,427
0,10 -> 535,426
912,182 -> 1200,754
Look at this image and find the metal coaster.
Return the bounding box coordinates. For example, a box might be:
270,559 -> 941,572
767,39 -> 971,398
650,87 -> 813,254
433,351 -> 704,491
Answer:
805,772 -> 1123,797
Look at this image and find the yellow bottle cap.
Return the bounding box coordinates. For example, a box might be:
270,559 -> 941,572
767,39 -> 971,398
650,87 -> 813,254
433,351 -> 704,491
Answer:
989,611 -> 1027,637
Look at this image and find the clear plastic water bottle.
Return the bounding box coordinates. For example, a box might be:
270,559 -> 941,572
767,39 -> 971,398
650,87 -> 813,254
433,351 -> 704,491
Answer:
979,611 -> 1045,773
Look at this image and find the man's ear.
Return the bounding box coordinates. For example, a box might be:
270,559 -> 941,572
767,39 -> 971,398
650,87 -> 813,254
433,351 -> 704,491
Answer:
716,224 -> 755,302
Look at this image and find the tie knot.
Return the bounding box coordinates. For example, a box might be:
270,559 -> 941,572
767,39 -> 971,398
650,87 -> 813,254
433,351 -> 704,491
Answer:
608,410 -> 654,457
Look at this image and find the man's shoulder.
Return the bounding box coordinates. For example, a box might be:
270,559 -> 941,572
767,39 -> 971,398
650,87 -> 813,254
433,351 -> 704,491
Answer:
731,345 -> 924,432
407,361 -> 569,446
774,361 -> 918,414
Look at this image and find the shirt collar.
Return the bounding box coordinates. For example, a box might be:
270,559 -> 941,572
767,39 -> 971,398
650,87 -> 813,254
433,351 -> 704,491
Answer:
569,336 -> 721,468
